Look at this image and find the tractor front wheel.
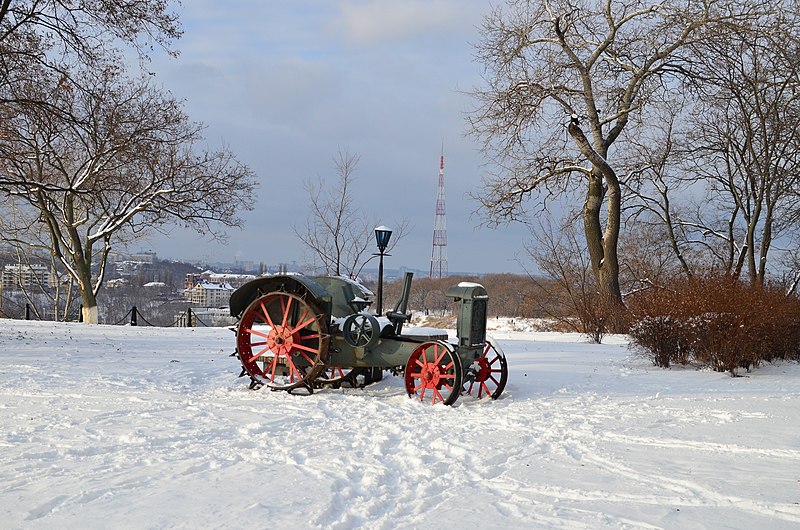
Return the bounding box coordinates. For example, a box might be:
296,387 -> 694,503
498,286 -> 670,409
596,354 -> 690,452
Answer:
404,341 -> 463,405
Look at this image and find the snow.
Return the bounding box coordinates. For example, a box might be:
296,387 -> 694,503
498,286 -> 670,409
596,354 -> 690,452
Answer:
1,318 -> 799,528
333,275 -> 374,297
197,282 -> 234,291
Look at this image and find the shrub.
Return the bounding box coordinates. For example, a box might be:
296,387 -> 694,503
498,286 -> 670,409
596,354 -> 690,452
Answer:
627,276 -> 800,375
576,293 -> 609,344
628,315 -> 685,368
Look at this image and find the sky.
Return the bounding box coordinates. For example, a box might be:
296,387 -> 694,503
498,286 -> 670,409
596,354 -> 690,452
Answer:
141,0 -> 532,274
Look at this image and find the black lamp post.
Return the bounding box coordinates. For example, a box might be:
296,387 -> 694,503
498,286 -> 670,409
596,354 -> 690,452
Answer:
374,225 -> 392,315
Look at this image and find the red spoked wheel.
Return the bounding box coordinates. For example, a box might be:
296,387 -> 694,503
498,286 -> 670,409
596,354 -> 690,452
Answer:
464,337 -> 508,400
404,341 -> 463,406
236,291 -> 329,392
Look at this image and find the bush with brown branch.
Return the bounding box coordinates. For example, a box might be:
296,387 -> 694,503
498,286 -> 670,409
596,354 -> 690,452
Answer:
628,276 -> 800,375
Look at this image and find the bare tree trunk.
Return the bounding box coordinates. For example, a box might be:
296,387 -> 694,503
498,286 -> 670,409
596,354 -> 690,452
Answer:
571,125 -> 625,329
81,294 -> 99,324
76,264 -> 99,323
757,208 -> 773,285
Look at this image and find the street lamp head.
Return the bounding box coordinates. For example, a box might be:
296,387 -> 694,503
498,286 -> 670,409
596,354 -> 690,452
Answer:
374,226 -> 392,254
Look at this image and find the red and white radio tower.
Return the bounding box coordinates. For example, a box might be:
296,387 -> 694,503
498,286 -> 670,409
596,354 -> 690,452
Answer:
429,146 -> 448,278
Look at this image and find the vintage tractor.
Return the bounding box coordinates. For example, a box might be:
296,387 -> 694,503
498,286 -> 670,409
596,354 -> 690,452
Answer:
229,272 -> 508,405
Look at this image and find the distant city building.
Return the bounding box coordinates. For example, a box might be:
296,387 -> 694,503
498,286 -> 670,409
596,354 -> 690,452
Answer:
184,272 -> 204,290
205,272 -> 256,288
1,264 -> 53,290
184,271 -> 256,291
184,280 -> 235,307
129,251 -> 157,264
235,260 -> 255,272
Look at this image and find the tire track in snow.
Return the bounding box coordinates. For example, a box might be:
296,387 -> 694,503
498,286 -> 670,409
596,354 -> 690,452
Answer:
480,392 -> 800,526
602,432 -> 800,460
301,390 -> 665,529
302,393 -> 534,529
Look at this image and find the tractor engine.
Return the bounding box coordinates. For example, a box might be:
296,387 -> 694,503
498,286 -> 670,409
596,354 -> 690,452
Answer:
446,282 -> 488,348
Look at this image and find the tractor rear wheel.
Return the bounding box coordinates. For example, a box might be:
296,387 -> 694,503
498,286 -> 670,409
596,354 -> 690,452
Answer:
463,337 -> 508,400
236,291 -> 329,392
404,341 -> 463,405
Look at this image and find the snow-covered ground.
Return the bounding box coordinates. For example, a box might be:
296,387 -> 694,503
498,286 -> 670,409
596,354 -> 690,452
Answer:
1,318 -> 799,529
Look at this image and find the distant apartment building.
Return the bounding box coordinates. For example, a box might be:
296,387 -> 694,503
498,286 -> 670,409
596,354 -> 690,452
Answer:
206,272 -> 256,289
129,251 -> 157,264
184,272 -> 204,290
1,264 -> 53,291
184,280 -> 235,308
184,271 -> 256,291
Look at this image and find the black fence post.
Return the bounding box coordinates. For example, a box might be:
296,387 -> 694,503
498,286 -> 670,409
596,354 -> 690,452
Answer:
79,305 -> 83,322
25,303 -> 30,320
187,307 -> 193,327
131,305 -> 138,326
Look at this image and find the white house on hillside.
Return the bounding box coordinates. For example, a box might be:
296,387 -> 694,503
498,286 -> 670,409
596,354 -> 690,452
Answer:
184,281 -> 234,308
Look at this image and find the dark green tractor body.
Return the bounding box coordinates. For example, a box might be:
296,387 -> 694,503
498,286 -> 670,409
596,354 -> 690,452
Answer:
230,272 -> 507,405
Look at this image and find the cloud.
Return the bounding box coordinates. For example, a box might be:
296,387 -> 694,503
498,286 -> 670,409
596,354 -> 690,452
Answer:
333,0 -> 480,44
138,1 -> 531,274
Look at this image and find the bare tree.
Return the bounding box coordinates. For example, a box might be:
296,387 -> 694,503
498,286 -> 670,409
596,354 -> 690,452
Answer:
0,0 -> 237,325
622,106 -> 701,279
468,0 -> 746,328
621,9 -> 800,286
684,14 -> 800,285
296,149 -> 407,279
0,0 -> 179,87
0,67 -> 256,323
